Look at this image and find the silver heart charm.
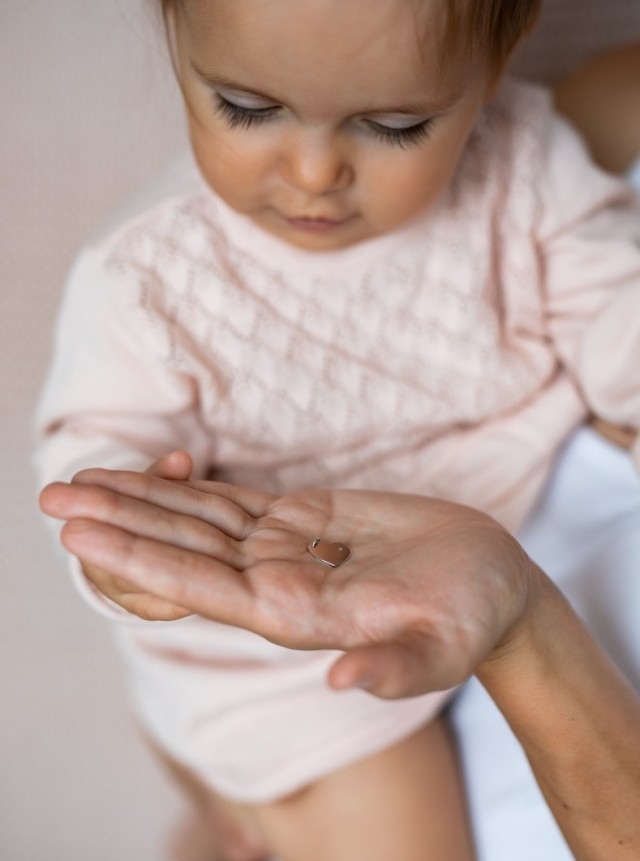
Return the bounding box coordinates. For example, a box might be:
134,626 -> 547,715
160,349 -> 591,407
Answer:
308,538 -> 352,568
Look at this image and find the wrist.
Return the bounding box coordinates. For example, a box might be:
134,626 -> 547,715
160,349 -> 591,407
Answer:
475,559 -> 556,694
473,561 -> 640,860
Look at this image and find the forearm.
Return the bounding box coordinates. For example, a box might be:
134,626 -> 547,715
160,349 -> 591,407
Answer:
477,569 -> 640,860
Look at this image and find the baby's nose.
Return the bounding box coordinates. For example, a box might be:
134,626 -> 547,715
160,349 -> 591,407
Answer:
282,131 -> 353,194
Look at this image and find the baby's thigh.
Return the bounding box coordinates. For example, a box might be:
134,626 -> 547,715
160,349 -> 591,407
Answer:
253,717 -> 475,861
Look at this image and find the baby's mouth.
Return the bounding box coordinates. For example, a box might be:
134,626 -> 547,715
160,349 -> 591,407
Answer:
284,214 -> 353,231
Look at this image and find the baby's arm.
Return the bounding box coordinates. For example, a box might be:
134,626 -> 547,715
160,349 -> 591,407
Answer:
551,44 -> 640,454
554,43 -> 640,174
532,85 -> 640,467
35,246 -> 211,620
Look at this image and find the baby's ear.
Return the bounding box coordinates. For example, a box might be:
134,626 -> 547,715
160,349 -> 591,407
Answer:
145,450 -> 194,480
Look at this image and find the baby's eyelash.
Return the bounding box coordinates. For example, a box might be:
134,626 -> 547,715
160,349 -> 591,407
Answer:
214,94 -> 435,149
215,95 -> 279,130
367,119 -> 436,149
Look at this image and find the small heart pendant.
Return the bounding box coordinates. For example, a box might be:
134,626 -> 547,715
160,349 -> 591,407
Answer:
308,538 -> 352,568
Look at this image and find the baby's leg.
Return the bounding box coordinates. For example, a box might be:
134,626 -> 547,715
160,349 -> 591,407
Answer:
252,716 -> 474,861
147,737 -> 270,861
154,716 -> 474,861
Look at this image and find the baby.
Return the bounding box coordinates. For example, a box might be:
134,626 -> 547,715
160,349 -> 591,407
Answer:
36,2 -> 640,859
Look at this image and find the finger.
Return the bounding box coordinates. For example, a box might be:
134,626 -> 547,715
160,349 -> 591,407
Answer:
184,480 -> 278,519
327,636 -> 463,700
145,450 -> 194,480
115,593 -> 194,621
52,483 -> 242,565
68,470 -> 255,540
79,558 -> 193,621
60,519 -> 261,629
40,482 -> 66,518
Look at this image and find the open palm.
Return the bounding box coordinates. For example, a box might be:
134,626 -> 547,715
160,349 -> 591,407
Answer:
41,465 -> 535,698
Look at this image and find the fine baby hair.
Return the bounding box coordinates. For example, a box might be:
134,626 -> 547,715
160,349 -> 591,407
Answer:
160,0 -> 543,73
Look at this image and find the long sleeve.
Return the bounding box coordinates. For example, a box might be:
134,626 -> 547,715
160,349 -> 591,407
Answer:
35,244 -> 215,482
34,240 -> 214,617
535,112 -> 640,469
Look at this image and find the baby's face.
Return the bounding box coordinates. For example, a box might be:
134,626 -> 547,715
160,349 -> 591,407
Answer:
173,0 -> 495,251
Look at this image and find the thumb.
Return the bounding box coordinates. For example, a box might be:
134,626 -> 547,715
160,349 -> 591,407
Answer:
145,450 -> 194,480
327,635 -> 459,700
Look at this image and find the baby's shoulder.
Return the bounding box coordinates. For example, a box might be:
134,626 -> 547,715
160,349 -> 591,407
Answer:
447,79 -> 556,231
463,77 -> 633,232
473,78 -> 557,170
60,168 -> 240,331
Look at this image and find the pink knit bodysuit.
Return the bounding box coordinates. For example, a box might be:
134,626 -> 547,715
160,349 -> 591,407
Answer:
36,80 -> 640,802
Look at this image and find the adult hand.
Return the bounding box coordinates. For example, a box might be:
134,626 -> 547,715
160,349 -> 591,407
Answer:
39,459 -> 537,698
42,451 -> 196,621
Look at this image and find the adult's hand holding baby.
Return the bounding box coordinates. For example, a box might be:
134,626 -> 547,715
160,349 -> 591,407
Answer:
39,458 -> 537,698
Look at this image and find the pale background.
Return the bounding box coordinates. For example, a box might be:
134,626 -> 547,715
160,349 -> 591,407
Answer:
2,1 -> 640,859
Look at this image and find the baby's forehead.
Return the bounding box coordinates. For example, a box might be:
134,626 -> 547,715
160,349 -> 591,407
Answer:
173,0 -> 502,80
179,0 -> 444,34
179,0 -> 470,108
177,0 -> 452,66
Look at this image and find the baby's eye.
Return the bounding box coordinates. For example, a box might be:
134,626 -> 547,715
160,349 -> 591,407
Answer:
365,117 -> 436,150
215,94 -> 280,130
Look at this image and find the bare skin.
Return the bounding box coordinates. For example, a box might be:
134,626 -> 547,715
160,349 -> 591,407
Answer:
477,576 -> 640,859
554,43 -> 640,174
152,717 -> 474,861
42,465 -> 533,693
58,454 -> 477,861
251,717 -> 474,861
145,737 -> 269,861
589,417 -> 636,451
40,463 -> 640,860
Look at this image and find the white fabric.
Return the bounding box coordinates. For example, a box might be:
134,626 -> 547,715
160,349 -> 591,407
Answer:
451,426 -> 640,860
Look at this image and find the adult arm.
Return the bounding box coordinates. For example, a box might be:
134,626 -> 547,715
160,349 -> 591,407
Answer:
477,575 -> 640,859
40,467 -> 640,858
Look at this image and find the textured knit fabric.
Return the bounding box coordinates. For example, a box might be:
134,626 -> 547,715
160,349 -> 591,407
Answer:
34,79 -> 640,801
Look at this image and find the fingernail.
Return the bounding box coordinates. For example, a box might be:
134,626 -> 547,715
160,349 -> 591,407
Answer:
350,675 -> 376,691
64,520 -> 90,533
